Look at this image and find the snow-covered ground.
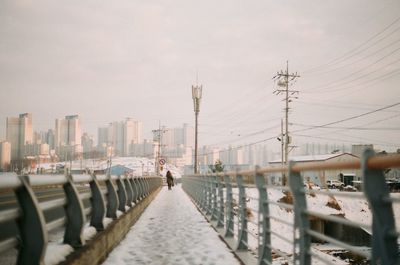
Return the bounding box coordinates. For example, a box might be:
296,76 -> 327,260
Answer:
39,156 -> 183,178
102,185 -> 241,265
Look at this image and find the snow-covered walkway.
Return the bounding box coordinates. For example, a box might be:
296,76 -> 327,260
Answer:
102,185 -> 241,265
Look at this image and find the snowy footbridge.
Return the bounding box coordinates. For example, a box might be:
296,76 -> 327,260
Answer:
0,149 -> 400,265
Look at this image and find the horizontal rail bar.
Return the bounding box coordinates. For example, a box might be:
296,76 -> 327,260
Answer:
0,208 -> 20,223
40,198 -> 67,212
268,229 -> 294,245
304,189 -> 365,199
0,174 -> 21,189
310,250 -> 341,265
304,209 -> 372,231
96,175 -> 108,182
306,229 -> 371,259
266,214 -> 294,227
72,174 -> 92,183
29,174 -> 67,186
0,238 -> 18,253
80,192 -> 92,201
47,217 -> 66,232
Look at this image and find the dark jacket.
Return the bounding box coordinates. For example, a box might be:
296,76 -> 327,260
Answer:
166,171 -> 173,185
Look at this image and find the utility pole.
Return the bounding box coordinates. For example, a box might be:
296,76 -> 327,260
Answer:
152,122 -> 166,176
192,75 -> 202,174
273,61 -> 300,185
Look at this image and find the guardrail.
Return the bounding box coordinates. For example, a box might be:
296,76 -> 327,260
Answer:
182,149 -> 400,265
0,173 -> 162,265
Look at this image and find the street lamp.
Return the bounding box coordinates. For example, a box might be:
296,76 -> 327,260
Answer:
192,84 -> 202,174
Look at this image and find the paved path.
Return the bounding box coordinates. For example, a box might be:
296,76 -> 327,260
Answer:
102,185 -> 241,265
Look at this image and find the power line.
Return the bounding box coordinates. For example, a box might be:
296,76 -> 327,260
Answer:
303,15 -> 400,74
293,102 -> 400,134
292,123 -> 400,131
306,36 -> 400,77
304,48 -> 400,93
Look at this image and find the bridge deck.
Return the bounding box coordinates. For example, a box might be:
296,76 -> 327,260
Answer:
102,184 -> 241,265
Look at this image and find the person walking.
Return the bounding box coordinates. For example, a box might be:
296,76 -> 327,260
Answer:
166,170 -> 174,190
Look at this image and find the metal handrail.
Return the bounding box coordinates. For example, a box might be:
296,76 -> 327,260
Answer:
0,173 -> 163,265
182,150 -> 400,265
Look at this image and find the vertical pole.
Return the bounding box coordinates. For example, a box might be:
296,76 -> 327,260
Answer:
216,176 -> 225,228
362,149 -> 398,264
236,174 -> 248,250
288,161 -> 311,265
281,119 -> 285,185
194,110 -> 198,174
255,167 -> 272,265
284,61 -> 289,186
211,176 -> 218,221
224,175 -> 234,238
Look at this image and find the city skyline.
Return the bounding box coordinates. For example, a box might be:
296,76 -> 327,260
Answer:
1,1 -> 399,155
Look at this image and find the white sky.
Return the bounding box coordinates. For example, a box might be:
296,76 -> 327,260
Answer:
1,0 -> 399,154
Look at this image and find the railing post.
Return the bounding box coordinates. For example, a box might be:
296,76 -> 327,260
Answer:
255,167 -> 272,265
129,177 -> 138,204
288,161 -> 311,265
362,148 -> 399,265
89,174 -> 106,231
216,176 -> 225,228
133,177 -> 141,202
224,175 -> 234,238
63,174 -> 86,248
199,176 -> 208,211
205,176 -> 213,216
236,174 -> 248,250
105,174 -> 119,219
137,177 -> 144,200
116,176 -> 127,212
15,175 -> 47,265
143,177 -> 150,195
123,176 -> 133,206
210,176 -> 218,220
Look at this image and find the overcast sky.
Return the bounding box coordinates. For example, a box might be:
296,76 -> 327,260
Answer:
1,0 -> 399,154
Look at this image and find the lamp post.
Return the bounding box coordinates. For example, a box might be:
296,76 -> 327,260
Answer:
192,84 -> 202,174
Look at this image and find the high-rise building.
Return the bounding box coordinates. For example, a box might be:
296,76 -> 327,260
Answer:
97,127 -> 109,147
154,123 -> 194,148
124,118 -> 143,155
99,118 -> 143,156
55,115 -> 82,160
55,115 -> 81,147
6,113 -> 33,160
109,121 -> 125,156
0,141 -> 11,171
81,133 -> 94,158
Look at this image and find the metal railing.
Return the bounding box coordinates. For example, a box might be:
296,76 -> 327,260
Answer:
0,173 -> 162,265
182,149 -> 400,265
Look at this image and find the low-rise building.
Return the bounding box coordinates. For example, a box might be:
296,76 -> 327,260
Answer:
269,153 -> 360,186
